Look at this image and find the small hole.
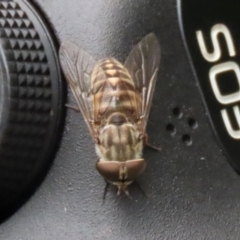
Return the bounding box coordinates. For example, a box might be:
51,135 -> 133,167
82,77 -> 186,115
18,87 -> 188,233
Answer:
188,118 -> 198,129
182,134 -> 192,146
166,123 -> 176,135
172,107 -> 183,118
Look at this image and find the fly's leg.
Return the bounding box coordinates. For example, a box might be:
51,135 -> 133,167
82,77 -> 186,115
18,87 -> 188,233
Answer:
143,133 -> 161,151
65,104 -> 80,112
102,181 -> 110,205
134,181 -> 150,198
123,189 -> 134,201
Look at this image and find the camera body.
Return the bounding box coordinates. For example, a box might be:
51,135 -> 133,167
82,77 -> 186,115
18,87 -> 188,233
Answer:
1,0 -> 240,239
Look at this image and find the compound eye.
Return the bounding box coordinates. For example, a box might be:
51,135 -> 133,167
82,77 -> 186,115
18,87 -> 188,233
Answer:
96,160 -> 121,182
125,159 -> 146,180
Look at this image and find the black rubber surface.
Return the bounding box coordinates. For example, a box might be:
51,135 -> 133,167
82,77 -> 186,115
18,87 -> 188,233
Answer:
1,0 -> 240,239
0,0 -> 64,222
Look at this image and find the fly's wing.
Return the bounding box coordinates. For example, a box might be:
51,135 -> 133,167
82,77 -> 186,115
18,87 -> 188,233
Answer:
124,33 -> 160,134
59,41 -> 101,139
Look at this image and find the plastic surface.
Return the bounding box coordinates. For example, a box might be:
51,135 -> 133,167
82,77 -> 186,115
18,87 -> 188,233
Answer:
178,0 -> 240,173
1,0 -> 240,239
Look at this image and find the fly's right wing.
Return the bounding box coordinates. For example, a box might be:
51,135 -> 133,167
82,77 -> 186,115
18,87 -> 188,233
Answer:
124,33 -> 160,135
59,41 -> 101,140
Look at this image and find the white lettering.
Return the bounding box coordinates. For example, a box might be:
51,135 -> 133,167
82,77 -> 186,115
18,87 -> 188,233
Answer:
196,24 -> 236,62
209,61 -> 240,104
221,106 -> 240,139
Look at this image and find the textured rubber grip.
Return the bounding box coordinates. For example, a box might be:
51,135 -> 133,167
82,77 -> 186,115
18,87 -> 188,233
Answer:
0,0 -> 64,222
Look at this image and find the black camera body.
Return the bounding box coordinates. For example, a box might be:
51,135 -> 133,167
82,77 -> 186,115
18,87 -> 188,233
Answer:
1,0 -> 240,239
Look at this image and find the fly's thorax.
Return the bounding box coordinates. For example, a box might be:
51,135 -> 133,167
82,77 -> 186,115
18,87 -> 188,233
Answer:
91,58 -> 140,120
95,113 -> 143,161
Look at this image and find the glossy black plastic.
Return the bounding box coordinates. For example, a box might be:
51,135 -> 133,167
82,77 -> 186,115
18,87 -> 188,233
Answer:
178,0 -> 240,172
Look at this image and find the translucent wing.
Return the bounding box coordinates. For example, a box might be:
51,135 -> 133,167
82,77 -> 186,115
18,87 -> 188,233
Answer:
59,41 -> 100,139
124,33 -> 160,134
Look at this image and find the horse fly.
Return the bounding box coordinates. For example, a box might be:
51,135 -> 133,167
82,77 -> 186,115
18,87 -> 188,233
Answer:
59,33 -> 160,198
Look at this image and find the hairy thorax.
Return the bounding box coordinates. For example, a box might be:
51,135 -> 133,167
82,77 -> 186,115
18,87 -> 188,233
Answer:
95,121 -> 143,161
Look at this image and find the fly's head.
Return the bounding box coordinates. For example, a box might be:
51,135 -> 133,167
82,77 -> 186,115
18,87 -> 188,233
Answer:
96,158 -> 146,196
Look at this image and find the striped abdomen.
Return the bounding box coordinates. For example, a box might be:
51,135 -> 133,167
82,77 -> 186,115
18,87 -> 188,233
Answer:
91,58 -> 140,122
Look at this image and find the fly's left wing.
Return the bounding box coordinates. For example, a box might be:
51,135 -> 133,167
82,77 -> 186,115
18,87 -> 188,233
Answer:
59,41 -> 103,140
124,33 -> 160,134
